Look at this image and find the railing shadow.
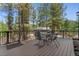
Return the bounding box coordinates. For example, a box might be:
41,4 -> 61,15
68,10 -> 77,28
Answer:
6,42 -> 23,50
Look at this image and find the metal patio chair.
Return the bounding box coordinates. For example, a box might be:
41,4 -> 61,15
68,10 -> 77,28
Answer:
34,29 -> 60,48
46,31 -> 60,48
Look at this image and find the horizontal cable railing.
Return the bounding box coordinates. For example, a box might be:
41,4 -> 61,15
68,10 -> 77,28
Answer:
53,30 -> 78,39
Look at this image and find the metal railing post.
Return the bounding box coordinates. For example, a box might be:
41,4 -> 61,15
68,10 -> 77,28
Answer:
18,31 -> 21,43
63,30 -> 64,38
6,31 -> 9,44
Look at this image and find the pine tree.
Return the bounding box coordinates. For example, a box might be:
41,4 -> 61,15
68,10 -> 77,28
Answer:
50,3 -> 64,31
15,3 -> 31,40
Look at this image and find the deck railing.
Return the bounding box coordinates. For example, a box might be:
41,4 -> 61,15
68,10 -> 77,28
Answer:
0,31 -> 21,45
54,30 -> 78,38
0,30 -> 78,45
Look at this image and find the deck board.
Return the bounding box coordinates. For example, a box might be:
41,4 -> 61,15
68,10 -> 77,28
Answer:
61,44 -> 68,56
53,41 -> 65,56
70,39 -> 75,56
45,44 -> 57,56
0,38 -> 75,56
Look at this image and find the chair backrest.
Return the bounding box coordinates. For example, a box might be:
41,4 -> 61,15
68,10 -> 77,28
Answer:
34,29 -> 57,41
34,30 -> 41,40
46,30 -> 57,41
40,30 -> 53,40
34,30 -> 48,40
40,31 -> 47,40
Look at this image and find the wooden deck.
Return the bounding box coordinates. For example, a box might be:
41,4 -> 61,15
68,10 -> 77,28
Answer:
0,38 -> 75,56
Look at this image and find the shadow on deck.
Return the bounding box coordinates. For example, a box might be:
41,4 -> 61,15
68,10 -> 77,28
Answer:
0,38 -> 75,56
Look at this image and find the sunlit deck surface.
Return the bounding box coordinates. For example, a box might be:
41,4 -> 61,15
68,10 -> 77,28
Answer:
0,38 -> 75,56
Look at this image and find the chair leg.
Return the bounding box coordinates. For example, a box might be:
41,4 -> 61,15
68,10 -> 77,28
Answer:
55,39 -> 60,46
37,40 -> 45,48
53,39 -> 60,48
52,40 -> 58,48
54,42 -> 58,48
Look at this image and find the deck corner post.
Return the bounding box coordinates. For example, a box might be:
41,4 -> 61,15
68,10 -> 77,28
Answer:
6,31 -> 9,44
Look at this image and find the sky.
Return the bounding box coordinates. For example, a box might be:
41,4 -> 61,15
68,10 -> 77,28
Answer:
32,3 -> 79,21
64,3 -> 79,21
0,3 -> 79,23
